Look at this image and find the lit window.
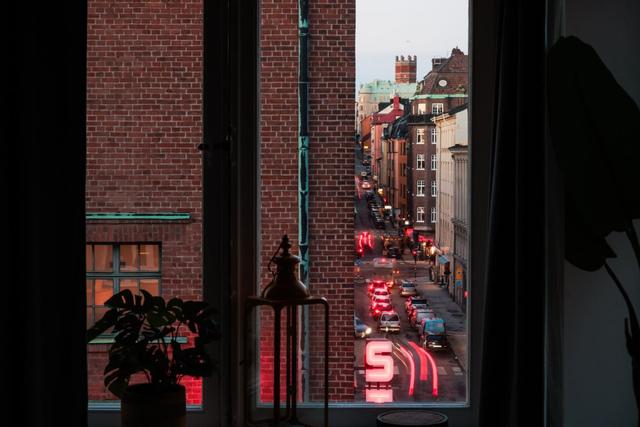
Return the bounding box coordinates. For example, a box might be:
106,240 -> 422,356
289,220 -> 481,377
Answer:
417,103 -> 426,114
432,103 -> 444,114
431,180 -> 437,197
417,154 -> 425,170
417,180 -> 425,196
417,129 -> 425,144
416,207 -> 425,222
431,154 -> 438,170
86,243 -> 161,327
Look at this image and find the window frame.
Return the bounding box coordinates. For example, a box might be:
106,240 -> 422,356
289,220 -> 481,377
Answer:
431,127 -> 437,144
432,103 -> 444,114
431,207 -> 437,223
416,206 -> 425,223
431,154 -> 438,170
416,153 -> 425,170
416,128 -> 425,144
416,179 -> 425,196
431,180 -> 437,197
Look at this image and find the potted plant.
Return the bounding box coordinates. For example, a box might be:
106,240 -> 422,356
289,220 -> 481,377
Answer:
87,289 -> 220,427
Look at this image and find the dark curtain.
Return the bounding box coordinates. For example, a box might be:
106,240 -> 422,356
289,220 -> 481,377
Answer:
2,3 -> 87,427
479,0 -> 548,425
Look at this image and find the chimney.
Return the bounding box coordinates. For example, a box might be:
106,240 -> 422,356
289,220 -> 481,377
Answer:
395,55 -> 417,84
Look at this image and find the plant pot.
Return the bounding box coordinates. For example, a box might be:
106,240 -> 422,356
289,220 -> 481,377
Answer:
121,383 -> 186,427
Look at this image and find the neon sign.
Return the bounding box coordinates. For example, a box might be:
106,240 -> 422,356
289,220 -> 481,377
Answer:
365,339 -> 394,403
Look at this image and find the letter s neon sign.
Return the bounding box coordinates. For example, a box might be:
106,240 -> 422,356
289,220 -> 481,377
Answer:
365,339 -> 394,383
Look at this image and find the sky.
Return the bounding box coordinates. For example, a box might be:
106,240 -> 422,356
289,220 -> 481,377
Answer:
356,0 -> 469,91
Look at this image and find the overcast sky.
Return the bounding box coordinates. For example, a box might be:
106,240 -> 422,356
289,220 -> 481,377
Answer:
356,0 -> 469,91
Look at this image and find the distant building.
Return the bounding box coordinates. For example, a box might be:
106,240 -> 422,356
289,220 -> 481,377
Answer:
356,55 -> 418,132
371,96 -> 406,198
450,143 -> 469,311
432,105 -> 468,295
386,115 -> 410,220
406,48 -> 468,245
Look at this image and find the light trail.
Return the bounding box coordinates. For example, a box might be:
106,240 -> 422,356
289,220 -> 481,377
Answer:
395,343 -> 415,397
407,341 -> 428,381
408,342 -> 439,397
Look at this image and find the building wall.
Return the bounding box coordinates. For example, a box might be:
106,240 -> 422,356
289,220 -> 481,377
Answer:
408,121 -> 437,235
86,0 -> 204,404
259,0 -> 355,402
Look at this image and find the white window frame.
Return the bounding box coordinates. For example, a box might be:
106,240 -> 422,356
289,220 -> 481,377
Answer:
432,103 -> 444,114
431,207 -> 437,223
416,206 -> 425,222
416,180 -> 425,196
431,180 -> 437,197
417,103 -> 427,114
416,129 -> 425,144
416,154 -> 425,170
431,154 -> 438,170
431,128 -> 437,144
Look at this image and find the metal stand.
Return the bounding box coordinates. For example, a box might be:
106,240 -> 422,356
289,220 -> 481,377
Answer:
245,296 -> 329,427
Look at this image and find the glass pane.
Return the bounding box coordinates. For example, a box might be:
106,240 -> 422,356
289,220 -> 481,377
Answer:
86,245 -> 93,272
93,245 -> 113,272
86,307 -> 93,327
86,279 -> 93,305
139,244 -> 160,271
140,279 -> 159,296
94,279 -> 113,305
94,306 -> 109,324
120,279 -> 138,294
120,244 -> 139,272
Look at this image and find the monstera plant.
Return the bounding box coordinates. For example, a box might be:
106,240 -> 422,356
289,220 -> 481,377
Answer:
87,289 -> 219,426
548,36 -> 640,425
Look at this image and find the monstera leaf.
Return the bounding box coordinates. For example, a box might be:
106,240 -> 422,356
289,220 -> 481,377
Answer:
548,36 -> 640,270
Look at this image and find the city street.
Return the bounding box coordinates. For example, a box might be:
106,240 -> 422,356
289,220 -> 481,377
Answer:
353,153 -> 467,403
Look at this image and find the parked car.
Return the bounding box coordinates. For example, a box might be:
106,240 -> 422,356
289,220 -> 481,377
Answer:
405,296 -> 427,314
400,281 -> 418,297
419,317 -> 449,350
377,311 -> 401,333
354,315 -> 372,338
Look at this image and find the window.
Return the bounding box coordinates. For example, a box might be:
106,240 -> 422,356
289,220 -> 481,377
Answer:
431,128 -> 437,144
431,207 -> 437,223
417,154 -> 425,170
416,207 -> 425,222
431,154 -> 438,170
416,129 -> 425,144
416,180 -> 425,196
86,243 -> 161,327
432,103 -> 444,114
431,180 -> 437,197
417,103 -> 426,114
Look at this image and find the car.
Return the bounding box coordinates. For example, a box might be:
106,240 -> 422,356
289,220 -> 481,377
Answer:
354,315 -> 372,338
371,288 -> 390,299
361,181 -> 371,190
377,311 -> 401,333
360,171 -> 367,178
404,296 -> 425,312
386,246 -> 401,259
370,300 -> 393,319
400,281 -> 418,297
367,279 -> 388,296
410,308 -> 436,329
371,295 -> 391,308
419,317 -> 449,350
362,159 -> 370,166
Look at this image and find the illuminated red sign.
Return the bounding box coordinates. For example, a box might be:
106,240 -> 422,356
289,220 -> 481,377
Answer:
364,339 -> 394,403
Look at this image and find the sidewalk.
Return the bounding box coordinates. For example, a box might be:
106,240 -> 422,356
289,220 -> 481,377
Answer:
415,279 -> 468,371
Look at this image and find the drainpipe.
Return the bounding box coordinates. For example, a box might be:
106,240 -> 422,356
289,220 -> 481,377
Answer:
298,0 -> 311,402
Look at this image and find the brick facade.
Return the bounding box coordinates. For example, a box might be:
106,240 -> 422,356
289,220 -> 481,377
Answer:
259,0 -> 355,402
86,0 -> 203,404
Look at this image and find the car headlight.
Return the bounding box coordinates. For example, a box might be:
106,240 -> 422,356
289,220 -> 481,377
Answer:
365,327 -> 372,335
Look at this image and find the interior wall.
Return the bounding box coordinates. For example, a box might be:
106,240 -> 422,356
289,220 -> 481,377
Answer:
563,1 -> 640,425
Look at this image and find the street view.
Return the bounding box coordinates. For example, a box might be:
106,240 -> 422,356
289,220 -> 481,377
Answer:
353,2 -> 469,400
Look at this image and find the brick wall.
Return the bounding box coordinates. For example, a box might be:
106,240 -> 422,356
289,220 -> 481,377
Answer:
259,0 -> 356,402
86,0 -> 203,405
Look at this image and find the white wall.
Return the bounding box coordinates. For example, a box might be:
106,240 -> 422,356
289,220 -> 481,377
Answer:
563,1 -> 640,425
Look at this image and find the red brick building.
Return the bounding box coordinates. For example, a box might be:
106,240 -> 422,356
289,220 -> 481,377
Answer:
85,0 -> 204,405
408,48 -> 468,242
259,0 -> 355,402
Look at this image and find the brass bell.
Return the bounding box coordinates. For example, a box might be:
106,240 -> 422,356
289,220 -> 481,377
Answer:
261,235 -> 310,300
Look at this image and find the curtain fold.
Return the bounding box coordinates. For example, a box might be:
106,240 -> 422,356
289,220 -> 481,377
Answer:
479,0 -> 548,425
2,3 -> 87,427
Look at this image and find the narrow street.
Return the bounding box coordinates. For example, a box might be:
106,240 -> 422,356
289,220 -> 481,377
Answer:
353,152 -> 467,403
